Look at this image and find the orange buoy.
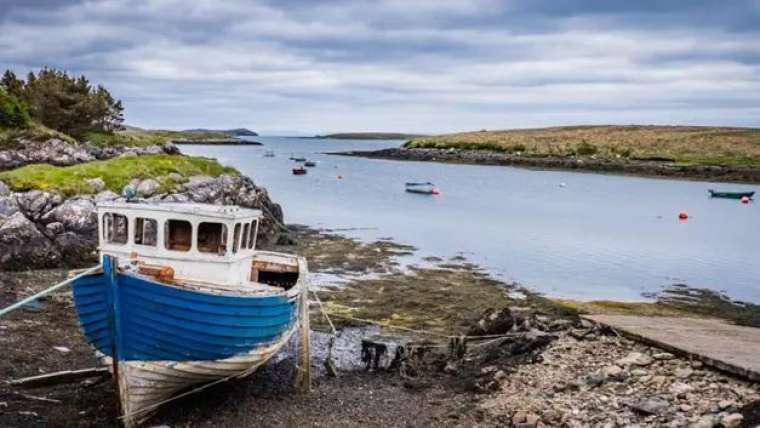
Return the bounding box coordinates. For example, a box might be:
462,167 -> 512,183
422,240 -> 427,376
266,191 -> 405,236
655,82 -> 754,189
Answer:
678,211 -> 689,220
741,196 -> 750,204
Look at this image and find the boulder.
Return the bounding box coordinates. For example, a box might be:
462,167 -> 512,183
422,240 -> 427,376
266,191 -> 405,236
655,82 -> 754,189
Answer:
0,180 -> 9,197
137,179 -> 160,197
0,212 -> 60,269
15,190 -> 59,221
54,231 -> 97,266
0,196 -> 20,218
85,177 -> 106,192
40,198 -> 97,235
94,190 -> 120,202
468,307 -> 514,335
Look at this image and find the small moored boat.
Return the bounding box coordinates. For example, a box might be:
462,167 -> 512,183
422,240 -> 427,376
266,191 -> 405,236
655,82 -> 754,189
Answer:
71,202 -> 308,426
289,157 -> 307,162
708,190 -> 754,199
405,182 -> 440,195
263,150 -> 275,158
293,166 -> 307,175
304,160 -> 317,167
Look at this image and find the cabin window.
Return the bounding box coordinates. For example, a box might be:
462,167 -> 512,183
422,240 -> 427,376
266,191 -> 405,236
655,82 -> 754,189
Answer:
164,220 -> 192,252
248,220 -> 256,249
134,217 -> 158,246
197,222 -> 228,255
242,223 -> 250,249
102,213 -> 128,244
232,223 -> 241,254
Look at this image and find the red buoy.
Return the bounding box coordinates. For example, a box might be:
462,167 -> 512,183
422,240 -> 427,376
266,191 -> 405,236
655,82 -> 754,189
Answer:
432,188 -> 441,195
678,211 -> 689,220
337,175 -> 343,179
741,196 -> 750,204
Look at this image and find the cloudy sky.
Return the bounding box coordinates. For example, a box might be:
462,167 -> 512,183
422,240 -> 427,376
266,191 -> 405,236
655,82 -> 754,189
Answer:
1,0 -> 759,134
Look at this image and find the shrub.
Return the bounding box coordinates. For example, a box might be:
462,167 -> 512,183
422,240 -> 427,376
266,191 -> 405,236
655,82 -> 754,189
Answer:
0,87 -> 31,129
575,141 -> 598,156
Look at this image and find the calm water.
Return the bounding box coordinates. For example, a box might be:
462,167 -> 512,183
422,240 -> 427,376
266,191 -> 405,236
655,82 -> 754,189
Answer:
182,137 -> 760,303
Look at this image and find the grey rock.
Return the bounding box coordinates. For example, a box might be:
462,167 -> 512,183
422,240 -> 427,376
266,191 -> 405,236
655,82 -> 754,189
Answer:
54,231 -> 97,266
586,373 -> 606,387
167,172 -> 183,182
626,397 -> 669,415
137,179 -> 160,197
721,413 -> 743,428
692,415 -> 717,428
41,198 -> 97,234
616,352 -> 653,367
162,142 -> 180,154
601,365 -> 627,381
0,196 -> 19,218
0,212 -> 60,269
45,222 -> 65,236
94,190 -> 120,202
653,352 -> 675,361
85,177 -> 106,192
674,367 -> 694,379
668,381 -> 693,396
162,193 -> 190,203
0,181 -> 9,197
15,190 -> 57,220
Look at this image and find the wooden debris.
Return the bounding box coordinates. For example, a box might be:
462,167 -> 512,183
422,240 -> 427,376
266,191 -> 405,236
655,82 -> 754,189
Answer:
7,367 -> 110,388
13,392 -> 62,404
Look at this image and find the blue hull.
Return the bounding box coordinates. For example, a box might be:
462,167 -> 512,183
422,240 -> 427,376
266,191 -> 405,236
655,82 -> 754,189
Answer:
72,258 -> 297,362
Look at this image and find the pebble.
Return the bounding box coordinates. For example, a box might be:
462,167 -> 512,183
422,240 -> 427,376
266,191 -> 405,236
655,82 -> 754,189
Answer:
668,381 -> 693,396
631,368 -> 648,376
493,370 -> 507,381
692,415 -> 717,428
602,365 -> 627,381
653,352 -> 675,360
674,367 -> 694,379
718,399 -> 734,410
53,346 -> 71,353
720,413 -> 743,428
627,397 -> 669,415
616,352 -> 653,367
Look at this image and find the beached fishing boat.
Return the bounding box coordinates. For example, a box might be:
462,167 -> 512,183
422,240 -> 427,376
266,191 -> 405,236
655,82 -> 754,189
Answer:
70,202 -> 308,426
708,190 -> 755,199
405,182 -> 439,195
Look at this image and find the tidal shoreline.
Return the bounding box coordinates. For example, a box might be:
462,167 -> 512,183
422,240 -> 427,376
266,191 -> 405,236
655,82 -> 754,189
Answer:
329,147 -> 760,184
2,226 -> 759,427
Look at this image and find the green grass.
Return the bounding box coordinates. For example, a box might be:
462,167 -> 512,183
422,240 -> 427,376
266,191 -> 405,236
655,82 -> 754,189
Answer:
85,129 -> 233,148
405,125 -> 760,167
0,154 -> 238,197
0,122 -> 76,149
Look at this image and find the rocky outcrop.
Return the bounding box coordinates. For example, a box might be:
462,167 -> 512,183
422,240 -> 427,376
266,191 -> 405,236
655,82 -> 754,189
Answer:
0,138 -> 179,170
0,173 -> 283,270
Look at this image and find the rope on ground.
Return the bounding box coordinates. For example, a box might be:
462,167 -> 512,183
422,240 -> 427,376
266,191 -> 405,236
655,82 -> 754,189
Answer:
0,264 -> 102,318
320,310 -> 524,341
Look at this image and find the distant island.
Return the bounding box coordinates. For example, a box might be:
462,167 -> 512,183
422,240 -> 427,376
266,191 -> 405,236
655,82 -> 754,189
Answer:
331,125 -> 760,183
183,128 -> 258,137
119,126 -> 260,145
315,132 -> 427,140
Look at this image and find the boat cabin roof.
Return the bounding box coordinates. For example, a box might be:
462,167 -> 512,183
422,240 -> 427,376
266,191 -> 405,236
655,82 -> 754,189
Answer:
96,201 -> 262,221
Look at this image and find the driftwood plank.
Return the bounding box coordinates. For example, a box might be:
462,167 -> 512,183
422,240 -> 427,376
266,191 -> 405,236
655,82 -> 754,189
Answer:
7,367 -> 110,388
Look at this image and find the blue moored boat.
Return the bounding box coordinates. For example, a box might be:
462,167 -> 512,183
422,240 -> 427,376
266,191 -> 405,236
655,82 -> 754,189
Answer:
71,202 -> 309,426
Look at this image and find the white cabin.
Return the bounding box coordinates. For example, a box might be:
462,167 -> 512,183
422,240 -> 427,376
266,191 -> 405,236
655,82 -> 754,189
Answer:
97,202 -> 299,290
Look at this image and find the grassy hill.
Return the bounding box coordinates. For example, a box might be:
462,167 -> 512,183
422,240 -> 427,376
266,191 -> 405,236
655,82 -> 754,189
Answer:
318,132 -> 427,140
405,125 -> 760,167
0,154 -> 237,197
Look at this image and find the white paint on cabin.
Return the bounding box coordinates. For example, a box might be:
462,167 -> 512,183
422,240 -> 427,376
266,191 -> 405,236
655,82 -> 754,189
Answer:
96,202 -> 289,287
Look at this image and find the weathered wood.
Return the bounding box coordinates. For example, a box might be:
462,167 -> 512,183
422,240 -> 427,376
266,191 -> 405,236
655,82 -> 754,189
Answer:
7,367 -> 110,388
13,392 -> 63,404
294,282 -> 311,392
584,315 -> 760,382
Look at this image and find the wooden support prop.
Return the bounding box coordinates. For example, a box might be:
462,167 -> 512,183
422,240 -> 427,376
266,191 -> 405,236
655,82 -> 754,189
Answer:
7,367 -> 110,388
294,281 -> 311,393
